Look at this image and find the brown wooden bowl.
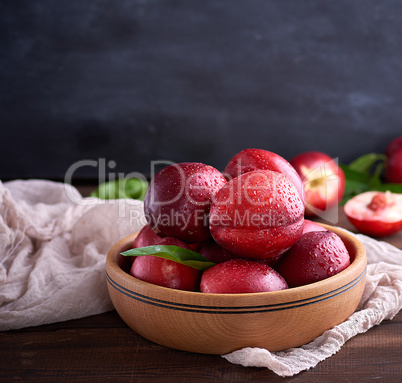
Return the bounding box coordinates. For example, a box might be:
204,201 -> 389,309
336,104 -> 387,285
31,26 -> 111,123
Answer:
105,224 -> 367,354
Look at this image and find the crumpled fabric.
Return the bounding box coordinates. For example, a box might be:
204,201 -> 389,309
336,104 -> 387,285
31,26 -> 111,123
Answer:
0,179 -> 144,331
222,234 -> 402,376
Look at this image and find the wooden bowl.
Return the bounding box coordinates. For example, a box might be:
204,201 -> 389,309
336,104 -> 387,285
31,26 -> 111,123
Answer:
105,225 -> 367,354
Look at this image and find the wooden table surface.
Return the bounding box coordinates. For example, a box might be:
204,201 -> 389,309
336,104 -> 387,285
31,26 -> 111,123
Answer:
1,187 -> 402,382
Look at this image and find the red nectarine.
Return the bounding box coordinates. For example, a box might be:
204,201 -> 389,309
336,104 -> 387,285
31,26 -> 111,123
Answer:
344,191 -> 402,237
290,151 -> 345,217
224,148 -> 305,204
144,162 -> 227,243
130,237 -> 202,291
200,259 -> 288,293
209,170 -> 305,259
275,231 -> 350,288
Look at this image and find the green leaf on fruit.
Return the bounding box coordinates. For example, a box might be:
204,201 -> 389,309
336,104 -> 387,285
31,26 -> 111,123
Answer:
340,153 -> 402,204
121,245 -> 216,271
90,177 -> 148,200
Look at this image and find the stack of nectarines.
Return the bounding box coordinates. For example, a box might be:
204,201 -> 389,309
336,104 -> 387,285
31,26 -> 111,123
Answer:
127,149 -> 351,293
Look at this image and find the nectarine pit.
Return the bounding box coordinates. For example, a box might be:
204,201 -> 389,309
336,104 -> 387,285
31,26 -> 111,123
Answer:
367,192 -> 393,212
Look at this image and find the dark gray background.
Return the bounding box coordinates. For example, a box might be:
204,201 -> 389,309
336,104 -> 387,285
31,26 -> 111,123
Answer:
1,0 -> 401,181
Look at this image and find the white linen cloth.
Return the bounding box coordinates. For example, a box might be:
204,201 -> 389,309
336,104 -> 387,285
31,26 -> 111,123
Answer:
0,179 -> 401,377
222,231 -> 402,376
0,179 -> 144,330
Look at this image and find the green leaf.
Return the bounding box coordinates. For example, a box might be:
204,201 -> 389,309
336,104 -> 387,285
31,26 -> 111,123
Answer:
121,245 -> 216,271
347,153 -> 386,174
340,166 -> 371,184
375,183 -> 402,193
123,178 -> 149,200
90,177 -> 148,200
339,166 -> 370,204
340,153 -> 402,204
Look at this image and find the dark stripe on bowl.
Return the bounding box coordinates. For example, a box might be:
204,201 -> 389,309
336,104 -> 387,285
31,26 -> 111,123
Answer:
105,267 -> 366,314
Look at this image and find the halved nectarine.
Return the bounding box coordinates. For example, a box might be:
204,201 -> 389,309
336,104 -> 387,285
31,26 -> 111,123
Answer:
344,191 -> 402,237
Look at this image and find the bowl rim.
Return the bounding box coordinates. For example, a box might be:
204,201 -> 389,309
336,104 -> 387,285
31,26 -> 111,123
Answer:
106,224 -> 367,304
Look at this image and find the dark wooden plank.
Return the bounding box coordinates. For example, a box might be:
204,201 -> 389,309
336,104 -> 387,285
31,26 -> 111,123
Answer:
2,310 -> 402,382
